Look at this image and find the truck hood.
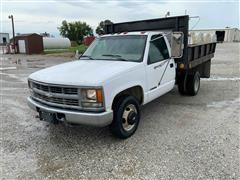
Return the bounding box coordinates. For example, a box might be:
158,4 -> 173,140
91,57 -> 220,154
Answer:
29,60 -> 140,86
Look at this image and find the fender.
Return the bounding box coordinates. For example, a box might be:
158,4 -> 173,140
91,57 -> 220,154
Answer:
103,65 -> 147,110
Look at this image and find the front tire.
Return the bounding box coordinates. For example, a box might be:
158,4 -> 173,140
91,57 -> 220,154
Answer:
110,96 -> 140,139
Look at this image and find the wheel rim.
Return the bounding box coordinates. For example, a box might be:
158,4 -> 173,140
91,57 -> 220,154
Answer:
122,104 -> 137,131
194,76 -> 200,93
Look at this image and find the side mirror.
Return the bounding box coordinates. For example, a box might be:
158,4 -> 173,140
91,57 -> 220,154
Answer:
171,32 -> 184,58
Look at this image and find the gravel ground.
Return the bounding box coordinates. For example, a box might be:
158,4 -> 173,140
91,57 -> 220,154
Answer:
1,43 -> 239,179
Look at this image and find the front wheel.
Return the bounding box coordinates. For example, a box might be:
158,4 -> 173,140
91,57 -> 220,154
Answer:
110,96 -> 140,139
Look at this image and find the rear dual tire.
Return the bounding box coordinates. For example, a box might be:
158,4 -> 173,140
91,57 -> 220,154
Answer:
178,71 -> 200,96
187,72 -> 200,96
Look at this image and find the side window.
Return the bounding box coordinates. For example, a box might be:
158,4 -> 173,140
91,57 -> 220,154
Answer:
148,35 -> 169,64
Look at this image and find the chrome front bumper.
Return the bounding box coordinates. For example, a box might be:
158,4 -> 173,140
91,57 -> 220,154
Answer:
27,97 -> 113,127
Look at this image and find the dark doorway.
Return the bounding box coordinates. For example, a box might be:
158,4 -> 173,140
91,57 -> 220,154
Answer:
2,37 -> 7,44
215,31 -> 225,42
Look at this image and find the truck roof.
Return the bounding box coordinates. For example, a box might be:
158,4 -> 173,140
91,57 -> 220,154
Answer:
100,31 -> 167,37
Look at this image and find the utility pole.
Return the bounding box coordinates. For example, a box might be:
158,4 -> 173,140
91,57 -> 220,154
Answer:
8,15 -> 16,53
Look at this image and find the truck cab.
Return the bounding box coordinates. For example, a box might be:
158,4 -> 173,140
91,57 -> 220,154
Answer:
83,32 -> 176,104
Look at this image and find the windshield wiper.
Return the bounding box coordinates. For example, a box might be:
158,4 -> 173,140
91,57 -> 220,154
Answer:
102,54 -> 122,57
79,55 -> 95,60
101,54 -> 128,61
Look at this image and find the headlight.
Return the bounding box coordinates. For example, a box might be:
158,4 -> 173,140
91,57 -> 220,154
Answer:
86,89 -> 97,100
28,80 -> 34,96
81,88 -> 104,108
28,80 -> 33,89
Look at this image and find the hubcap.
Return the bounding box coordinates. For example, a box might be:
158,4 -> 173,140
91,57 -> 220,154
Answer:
122,104 -> 137,131
127,111 -> 137,125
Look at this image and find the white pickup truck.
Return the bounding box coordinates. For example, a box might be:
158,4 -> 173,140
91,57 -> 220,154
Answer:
28,16 -> 216,138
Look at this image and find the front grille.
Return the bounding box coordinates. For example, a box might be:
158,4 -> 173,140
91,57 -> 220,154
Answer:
50,86 -> 62,93
31,81 -> 80,109
64,88 -> 78,94
33,92 -> 79,106
32,82 -> 78,95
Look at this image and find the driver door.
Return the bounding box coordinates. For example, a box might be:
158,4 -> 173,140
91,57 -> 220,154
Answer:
146,34 -> 175,102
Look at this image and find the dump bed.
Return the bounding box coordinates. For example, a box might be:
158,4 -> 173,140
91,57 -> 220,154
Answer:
104,15 -> 216,74
188,43 -> 216,68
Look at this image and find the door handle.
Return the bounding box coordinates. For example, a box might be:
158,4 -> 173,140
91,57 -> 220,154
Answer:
170,63 -> 174,68
154,64 -> 162,69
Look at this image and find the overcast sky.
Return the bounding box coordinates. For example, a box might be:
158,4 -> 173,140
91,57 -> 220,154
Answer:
1,0 -> 239,37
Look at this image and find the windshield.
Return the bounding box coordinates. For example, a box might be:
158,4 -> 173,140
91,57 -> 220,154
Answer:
81,35 -> 147,62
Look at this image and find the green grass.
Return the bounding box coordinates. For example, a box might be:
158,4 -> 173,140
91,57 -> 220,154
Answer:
44,44 -> 88,55
68,44 -> 88,53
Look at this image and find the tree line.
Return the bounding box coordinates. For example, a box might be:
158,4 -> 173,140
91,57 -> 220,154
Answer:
58,20 -> 113,44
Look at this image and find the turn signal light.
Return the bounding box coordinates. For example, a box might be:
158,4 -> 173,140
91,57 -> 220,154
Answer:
96,89 -> 103,103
